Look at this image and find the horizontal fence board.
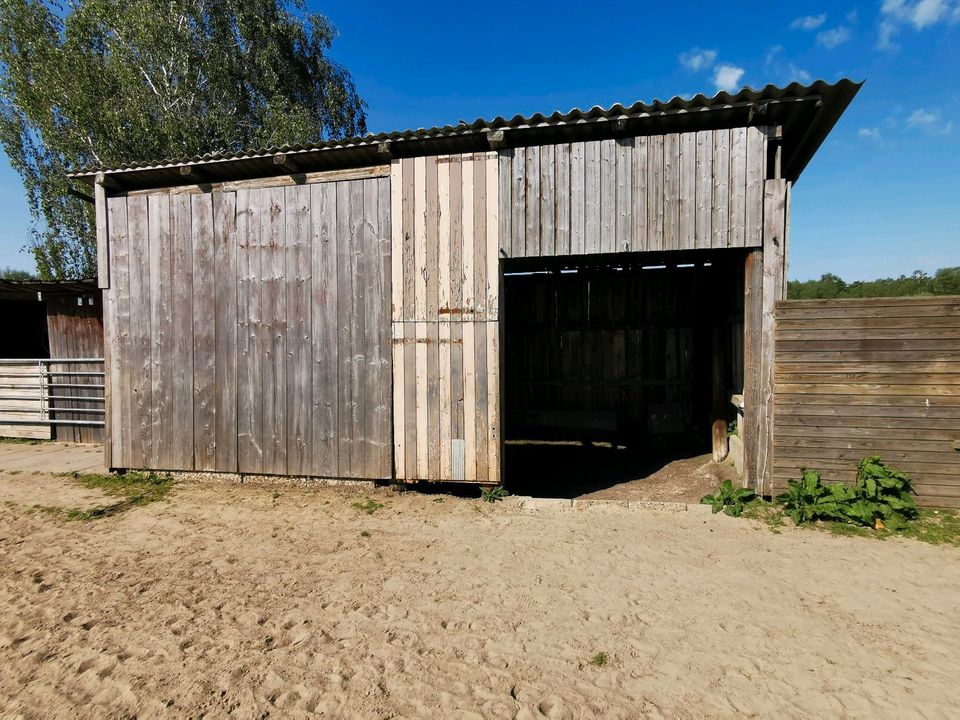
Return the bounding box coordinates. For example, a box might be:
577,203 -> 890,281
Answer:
774,296 -> 960,507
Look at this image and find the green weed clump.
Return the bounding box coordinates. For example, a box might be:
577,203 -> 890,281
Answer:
352,498 -> 385,515
480,486 -> 509,503
700,479 -> 757,517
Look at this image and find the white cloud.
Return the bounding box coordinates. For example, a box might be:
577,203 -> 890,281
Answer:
787,64 -> 813,84
714,64 -> 745,92
817,26 -> 852,48
678,48 -> 717,72
790,14 -> 827,30
846,9 -> 860,23
858,127 -> 881,140
906,108 -> 953,134
878,0 -> 960,49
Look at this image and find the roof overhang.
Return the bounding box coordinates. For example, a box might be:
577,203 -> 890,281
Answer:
70,79 -> 862,192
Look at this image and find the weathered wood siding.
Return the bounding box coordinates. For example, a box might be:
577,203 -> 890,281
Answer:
773,296 -> 960,508
498,128 -> 768,257
391,153 -> 501,483
46,296 -> 105,443
104,176 -> 391,478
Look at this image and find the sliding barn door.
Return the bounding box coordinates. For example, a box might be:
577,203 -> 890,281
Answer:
391,153 -> 501,483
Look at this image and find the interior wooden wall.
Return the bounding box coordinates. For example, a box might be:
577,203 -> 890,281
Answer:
391,152 -> 501,483
46,295 -> 105,443
497,127 -> 768,258
103,175 -> 391,478
503,260 -> 743,442
773,296 -> 960,507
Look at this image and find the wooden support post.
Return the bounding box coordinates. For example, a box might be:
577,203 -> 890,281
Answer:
711,323 -> 728,463
94,174 -> 110,289
755,179 -> 788,496
742,249 -> 762,490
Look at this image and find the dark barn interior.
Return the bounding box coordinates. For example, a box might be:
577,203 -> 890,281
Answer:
502,250 -> 745,498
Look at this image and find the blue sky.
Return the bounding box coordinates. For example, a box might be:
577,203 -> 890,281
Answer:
1,0 -> 958,280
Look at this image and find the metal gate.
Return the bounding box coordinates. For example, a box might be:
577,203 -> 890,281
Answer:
0,359 -> 106,439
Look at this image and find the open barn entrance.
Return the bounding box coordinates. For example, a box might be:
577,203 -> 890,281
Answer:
501,250 -> 745,501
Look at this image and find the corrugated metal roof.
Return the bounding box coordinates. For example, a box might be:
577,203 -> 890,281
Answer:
71,79 -> 862,190
0,279 -> 97,300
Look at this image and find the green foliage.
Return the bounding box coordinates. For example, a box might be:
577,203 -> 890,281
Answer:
480,485 -> 510,503
352,498 -> 384,515
776,469 -> 853,525
700,479 -> 757,517
589,652 -> 609,668
0,0 -> 367,279
788,267 -> 960,300
0,265 -> 36,280
777,458 -> 918,531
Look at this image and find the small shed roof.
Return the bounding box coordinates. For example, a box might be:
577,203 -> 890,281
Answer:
71,79 -> 861,191
0,279 -> 98,301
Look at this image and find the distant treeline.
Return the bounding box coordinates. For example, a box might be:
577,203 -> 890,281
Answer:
788,267 -> 960,299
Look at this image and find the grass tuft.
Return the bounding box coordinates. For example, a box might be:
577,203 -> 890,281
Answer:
352,498 -> 385,515
36,471 -> 176,521
589,652 -> 609,668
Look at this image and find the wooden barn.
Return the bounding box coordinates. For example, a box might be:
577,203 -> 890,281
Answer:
72,80 -> 871,496
0,279 -> 105,442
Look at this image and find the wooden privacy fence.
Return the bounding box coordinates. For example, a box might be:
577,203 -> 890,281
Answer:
773,296 -> 960,507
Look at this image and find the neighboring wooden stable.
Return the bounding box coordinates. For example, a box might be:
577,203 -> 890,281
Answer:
75,80 -> 875,495
0,280 -> 104,442
773,297 -> 960,507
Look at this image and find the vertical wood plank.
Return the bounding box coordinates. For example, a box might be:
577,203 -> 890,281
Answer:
426,321 -> 440,479
237,189 -> 262,474
374,176 -> 393,478
615,138 -> 633,252
498,150 -> 513,257
745,126 -> 766,248
147,193 -> 172,468
462,320 -> 477,481
449,158 -> 463,318
694,131 -> 713,249
348,180 -> 368,476
438,159 -> 451,318
425,157 -> 440,322
539,143 -> 555,257
415,321 -> 428,479
511,148 -> 526,257
95,177 -> 110,289
284,184 -> 311,475
414,157 -> 428,322
632,136 -> 648,252
742,249 -> 762,491
390,160 -> 403,322
524,146 -> 540,257
403,321 -> 417,480
678,132 -> 696,250
584,141 -> 601,255
401,158 -> 416,321
600,139 -> 617,254
474,321 -> 488,482
189,193 -> 215,470
554,143 -> 571,256
712,129 -> 730,248
336,182 -> 355,477
450,322 -> 464,478
646,134 -> 664,251
486,153 -> 500,320
126,195 -> 152,468
729,127 -> 747,247
474,155 -> 488,320
106,198 -> 129,468
262,186 -> 287,475
439,320 -> 452,479
168,194 -> 194,470
311,182 -> 338,476
486,319 -> 500,485
213,190 -> 238,471
570,142 -> 586,255
462,157 -> 475,316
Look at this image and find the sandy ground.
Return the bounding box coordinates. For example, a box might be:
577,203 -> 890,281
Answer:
1,471 -> 959,719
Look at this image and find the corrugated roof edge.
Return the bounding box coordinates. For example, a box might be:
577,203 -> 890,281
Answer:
69,79 -> 862,188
